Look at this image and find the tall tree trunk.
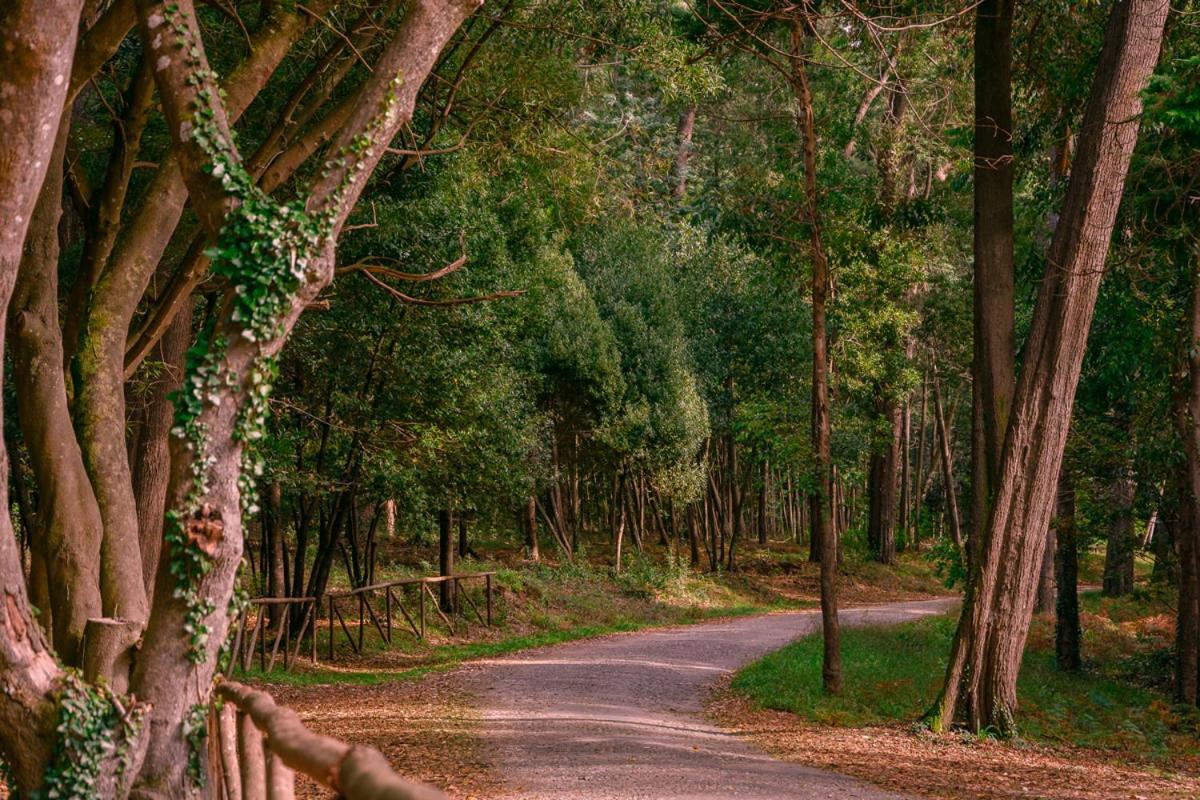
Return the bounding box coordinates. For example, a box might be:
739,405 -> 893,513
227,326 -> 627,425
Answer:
932,0 -> 1168,734
914,371 -> 929,548
868,398 -> 902,564
1055,467 -> 1081,671
131,306 -> 191,601
8,121 -> 105,668
932,374 -> 964,550
1102,461 -> 1136,596
0,0 -> 130,790
971,0 -> 1017,566
792,8 -> 840,694
899,399 -> 912,546
1178,243 -> 1200,705
758,458 -> 769,545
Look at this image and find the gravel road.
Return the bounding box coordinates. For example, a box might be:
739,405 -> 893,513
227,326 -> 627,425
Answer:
463,597 -> 959,799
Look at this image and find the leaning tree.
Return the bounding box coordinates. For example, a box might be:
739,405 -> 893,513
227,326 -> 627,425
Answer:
0,0 -> 481,795
930,0 -> 1170,735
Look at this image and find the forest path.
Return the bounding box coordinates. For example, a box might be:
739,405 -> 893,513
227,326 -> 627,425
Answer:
460,597 -> 959,799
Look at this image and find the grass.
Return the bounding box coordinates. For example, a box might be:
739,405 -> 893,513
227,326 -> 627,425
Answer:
731,596 -> 1200,762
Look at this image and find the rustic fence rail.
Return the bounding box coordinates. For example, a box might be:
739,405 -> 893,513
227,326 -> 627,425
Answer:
210,680 -> 446,800
225,572 -> 497,674
325,572 -> 495,659
227,597 -> 318,675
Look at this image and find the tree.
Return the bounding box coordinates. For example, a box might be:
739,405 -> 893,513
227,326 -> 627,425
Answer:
0,0 -> 480,793
789,6 -> 841,694
970,0 -> 1016,565
931,0 -> 1169,735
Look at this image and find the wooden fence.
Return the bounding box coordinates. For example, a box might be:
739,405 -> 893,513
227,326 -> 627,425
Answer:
227,597 -> 318,674
224,572 -> 497,674
324,572 -> 495,660
210,680 -> 446,800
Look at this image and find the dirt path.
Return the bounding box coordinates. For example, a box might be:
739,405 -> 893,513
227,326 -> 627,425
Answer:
460,598 -> 959,799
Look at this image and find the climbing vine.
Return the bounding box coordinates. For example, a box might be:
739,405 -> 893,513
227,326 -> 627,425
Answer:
37,673 -> 144,800
181,704 -> 209,790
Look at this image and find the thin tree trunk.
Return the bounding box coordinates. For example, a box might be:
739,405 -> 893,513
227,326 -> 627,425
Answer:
1055,467 -> 1081,671
932,374 -> 964,551
792,8 -> 840,694
525,495 -> 540,562
1102,461 -> 1136,596
439,508 -> 454,612
671,104 -> 697,199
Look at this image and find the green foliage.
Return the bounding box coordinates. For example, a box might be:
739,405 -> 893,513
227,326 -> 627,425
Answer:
38,674 -> 144,800
924,536 -> 966,590
182,704 -> 209,790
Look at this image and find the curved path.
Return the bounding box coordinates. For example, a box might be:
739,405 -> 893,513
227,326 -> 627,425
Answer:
463,597 -> 959,799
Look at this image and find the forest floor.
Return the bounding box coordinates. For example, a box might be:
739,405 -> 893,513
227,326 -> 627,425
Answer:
712,581 -> 1200,800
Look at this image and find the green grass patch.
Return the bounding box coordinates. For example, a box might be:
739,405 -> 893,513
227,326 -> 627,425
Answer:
731,613 -> 1200,760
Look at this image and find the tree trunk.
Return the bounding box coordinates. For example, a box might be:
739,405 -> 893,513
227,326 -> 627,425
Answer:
868,398 -> 902,564
932,0 -> 1168,734
1178,242 -> 1200,705
932,374 -> 964,550
792,9 -> 840,694
1102,463 -> 1136,596
0,0 -> 95,788
671,104 -> 697,199
131,306 -> 191,601
525,495 -> 540,562
971,0 -> 1017,568
8,120 -> 105,668
1036,526 -> 1056,614
1055,468 -> 1081,672
899,399 -> 912,547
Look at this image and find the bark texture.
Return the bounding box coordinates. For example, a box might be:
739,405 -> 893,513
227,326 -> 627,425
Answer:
971,0 -> 1016,565
0,0 -> 86,788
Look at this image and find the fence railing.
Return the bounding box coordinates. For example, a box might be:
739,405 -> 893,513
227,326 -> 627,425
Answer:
224,572 -> 497,674
227,597 -> 318,674
324,572 -> 495,659
210,680 -> 446,800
